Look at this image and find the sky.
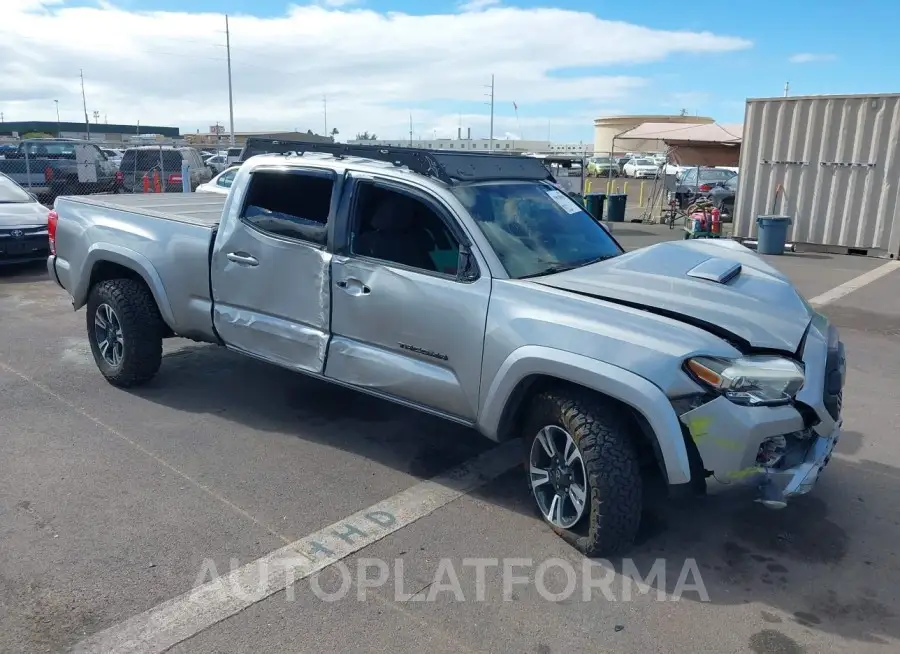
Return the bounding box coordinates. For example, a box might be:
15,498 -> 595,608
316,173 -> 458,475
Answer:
1,0 -> 898,143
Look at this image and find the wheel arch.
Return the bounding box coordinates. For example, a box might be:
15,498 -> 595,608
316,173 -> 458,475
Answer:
478,346 -> 692,485
76,245 -> 177,333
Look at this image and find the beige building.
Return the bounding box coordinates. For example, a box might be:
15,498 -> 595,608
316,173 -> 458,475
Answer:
593,114 -> 715,155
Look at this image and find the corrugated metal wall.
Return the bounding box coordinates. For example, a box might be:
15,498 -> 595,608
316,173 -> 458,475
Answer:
734,94 -> 900,258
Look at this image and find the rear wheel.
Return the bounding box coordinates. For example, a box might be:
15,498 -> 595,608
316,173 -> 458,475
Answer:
86,279 -> 163,387
524,390 -> 643,556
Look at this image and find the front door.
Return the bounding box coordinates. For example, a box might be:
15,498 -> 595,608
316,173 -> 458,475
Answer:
325,177 -> 491,421
210,166 -> 337,374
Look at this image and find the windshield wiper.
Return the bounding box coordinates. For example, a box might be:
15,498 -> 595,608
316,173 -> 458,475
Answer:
518,254 -> 618,279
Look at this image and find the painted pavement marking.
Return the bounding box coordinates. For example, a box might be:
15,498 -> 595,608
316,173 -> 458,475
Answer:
69,440 -> 521,654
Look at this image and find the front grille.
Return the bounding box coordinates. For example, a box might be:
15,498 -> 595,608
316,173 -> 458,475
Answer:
822,340 -> 845,421
0,227 -> 49,259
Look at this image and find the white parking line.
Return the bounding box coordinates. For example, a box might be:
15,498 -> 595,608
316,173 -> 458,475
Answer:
70,440 -> 521,654
808,260 -> 900,307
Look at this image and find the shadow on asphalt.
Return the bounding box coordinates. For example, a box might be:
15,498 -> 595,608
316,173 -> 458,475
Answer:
132,342 -> 493,480
0,261 -> 48,284
127,342 -> 900,650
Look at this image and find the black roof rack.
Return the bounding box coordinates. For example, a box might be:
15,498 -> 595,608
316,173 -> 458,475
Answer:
240,137 -> 555,185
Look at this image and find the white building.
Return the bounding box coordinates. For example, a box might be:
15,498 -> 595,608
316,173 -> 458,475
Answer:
346,137 -> 593,156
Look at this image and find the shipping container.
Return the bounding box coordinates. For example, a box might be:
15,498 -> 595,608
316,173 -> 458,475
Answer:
734,93 -> 900,258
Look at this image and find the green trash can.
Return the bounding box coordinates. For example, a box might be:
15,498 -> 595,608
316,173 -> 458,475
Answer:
756,215 -> 792,255
606,193 -> 627,222
585,193 -> 606,220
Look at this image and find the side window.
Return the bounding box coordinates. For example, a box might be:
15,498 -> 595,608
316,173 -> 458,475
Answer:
681,169 -> 695,184
350,183 -> 460,276
217,169 -> 236,187
241,170 -> 332,245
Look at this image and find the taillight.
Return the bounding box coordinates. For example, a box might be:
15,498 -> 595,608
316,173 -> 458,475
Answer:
115,171 -> 124,183
699,184 -> 712,192
44,166 -> 54,183
48,210 -> 58,255
168,173 -> 182,185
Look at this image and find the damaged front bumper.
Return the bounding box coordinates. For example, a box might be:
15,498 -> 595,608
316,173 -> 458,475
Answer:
677,316 -> 844,508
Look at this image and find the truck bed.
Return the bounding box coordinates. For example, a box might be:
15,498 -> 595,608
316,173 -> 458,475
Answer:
52,192 -> 227,345
62,193 -> 226,228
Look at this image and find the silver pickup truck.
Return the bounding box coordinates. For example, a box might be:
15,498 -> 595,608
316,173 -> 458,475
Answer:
47,143 -> 845,555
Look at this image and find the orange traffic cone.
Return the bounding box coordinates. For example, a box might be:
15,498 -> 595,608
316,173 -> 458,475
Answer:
152,170 -> 162,193
142,173 -> 150,193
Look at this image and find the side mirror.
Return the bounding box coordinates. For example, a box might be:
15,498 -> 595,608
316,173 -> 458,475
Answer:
457,244 -> 480,282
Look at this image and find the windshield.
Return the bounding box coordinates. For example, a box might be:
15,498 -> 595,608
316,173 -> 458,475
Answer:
0,174 -> 34,203
451,181 -> 623,279
591,157 -> 613,164
634,158 -> 653,165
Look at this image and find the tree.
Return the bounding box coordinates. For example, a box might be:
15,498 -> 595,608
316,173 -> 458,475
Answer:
330,127 -> 339,142
22,131 -> 52,139
355,131 -> 378,140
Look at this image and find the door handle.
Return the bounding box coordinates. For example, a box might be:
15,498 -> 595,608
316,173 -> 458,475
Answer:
336,278 -> 370,295
226,252 -> 259,266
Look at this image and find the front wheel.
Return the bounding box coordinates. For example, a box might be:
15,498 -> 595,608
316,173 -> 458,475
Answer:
524,390 -> 643,556
86,279 -> 164,387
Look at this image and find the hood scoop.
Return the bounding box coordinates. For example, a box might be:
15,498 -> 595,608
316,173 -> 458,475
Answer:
686,258 -> 742,284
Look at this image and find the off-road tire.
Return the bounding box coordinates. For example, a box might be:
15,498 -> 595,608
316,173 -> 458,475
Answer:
86,279 -> 163,387
523,390 -> 643,556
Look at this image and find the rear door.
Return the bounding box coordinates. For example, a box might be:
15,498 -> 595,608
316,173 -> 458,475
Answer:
210,166 -> 338,374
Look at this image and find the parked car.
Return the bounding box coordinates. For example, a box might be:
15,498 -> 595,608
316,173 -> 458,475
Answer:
196,166 -> 239,194
204,154 -> 228,174
622,157 -> 659,179
676,167 -> 737,207
705,173 -> 738,219
117,147 -> 212,193
586,156 -> 618,177
0,139 -> 120,198
0,172 -> 50,265
47,141 -> 845,556
614,156 -> 631,174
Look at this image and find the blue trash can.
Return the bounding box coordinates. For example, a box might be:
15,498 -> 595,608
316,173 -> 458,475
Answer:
756,215 -> 792,255
606,193 -> 627,222
585,193 -> 606,220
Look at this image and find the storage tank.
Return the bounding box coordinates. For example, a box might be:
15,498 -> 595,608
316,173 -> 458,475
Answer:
734,93 -> 900,258
593,115 -> 714,155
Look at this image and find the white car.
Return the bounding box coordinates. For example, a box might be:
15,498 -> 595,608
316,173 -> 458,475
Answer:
205,154 -> 229,174
196,166 -> 239,194
622,158 -> 659,179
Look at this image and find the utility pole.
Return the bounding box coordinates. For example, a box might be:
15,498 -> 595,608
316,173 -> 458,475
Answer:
484,74 -> 495,153
80,69 -> 90,140
54,100 -> 60,137
323,95 -> 327,137
409,113 -> 413,147
783,81 -> 790,97
93,110 -> 100,125
225,15 -> 235,145
136,120 -> 140,136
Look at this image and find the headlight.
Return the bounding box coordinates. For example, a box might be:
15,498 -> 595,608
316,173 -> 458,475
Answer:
686,355 -> 805,406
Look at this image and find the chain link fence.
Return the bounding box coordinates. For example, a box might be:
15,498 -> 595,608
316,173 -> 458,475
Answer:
0,139 -> 218,203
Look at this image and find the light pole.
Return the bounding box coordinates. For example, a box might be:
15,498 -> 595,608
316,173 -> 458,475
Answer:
54,100 -> 60,137
484,74 -> 495,153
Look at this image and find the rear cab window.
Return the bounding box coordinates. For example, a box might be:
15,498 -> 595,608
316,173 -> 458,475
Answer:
240,169 -> 334,246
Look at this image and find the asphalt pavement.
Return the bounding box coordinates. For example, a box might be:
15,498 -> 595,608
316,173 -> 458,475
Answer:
2,229 -> 899,654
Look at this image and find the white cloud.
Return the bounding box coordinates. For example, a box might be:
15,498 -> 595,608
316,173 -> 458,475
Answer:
0,2 -> 752,141
788,52 -> 837,64
459,0 -> 501,11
